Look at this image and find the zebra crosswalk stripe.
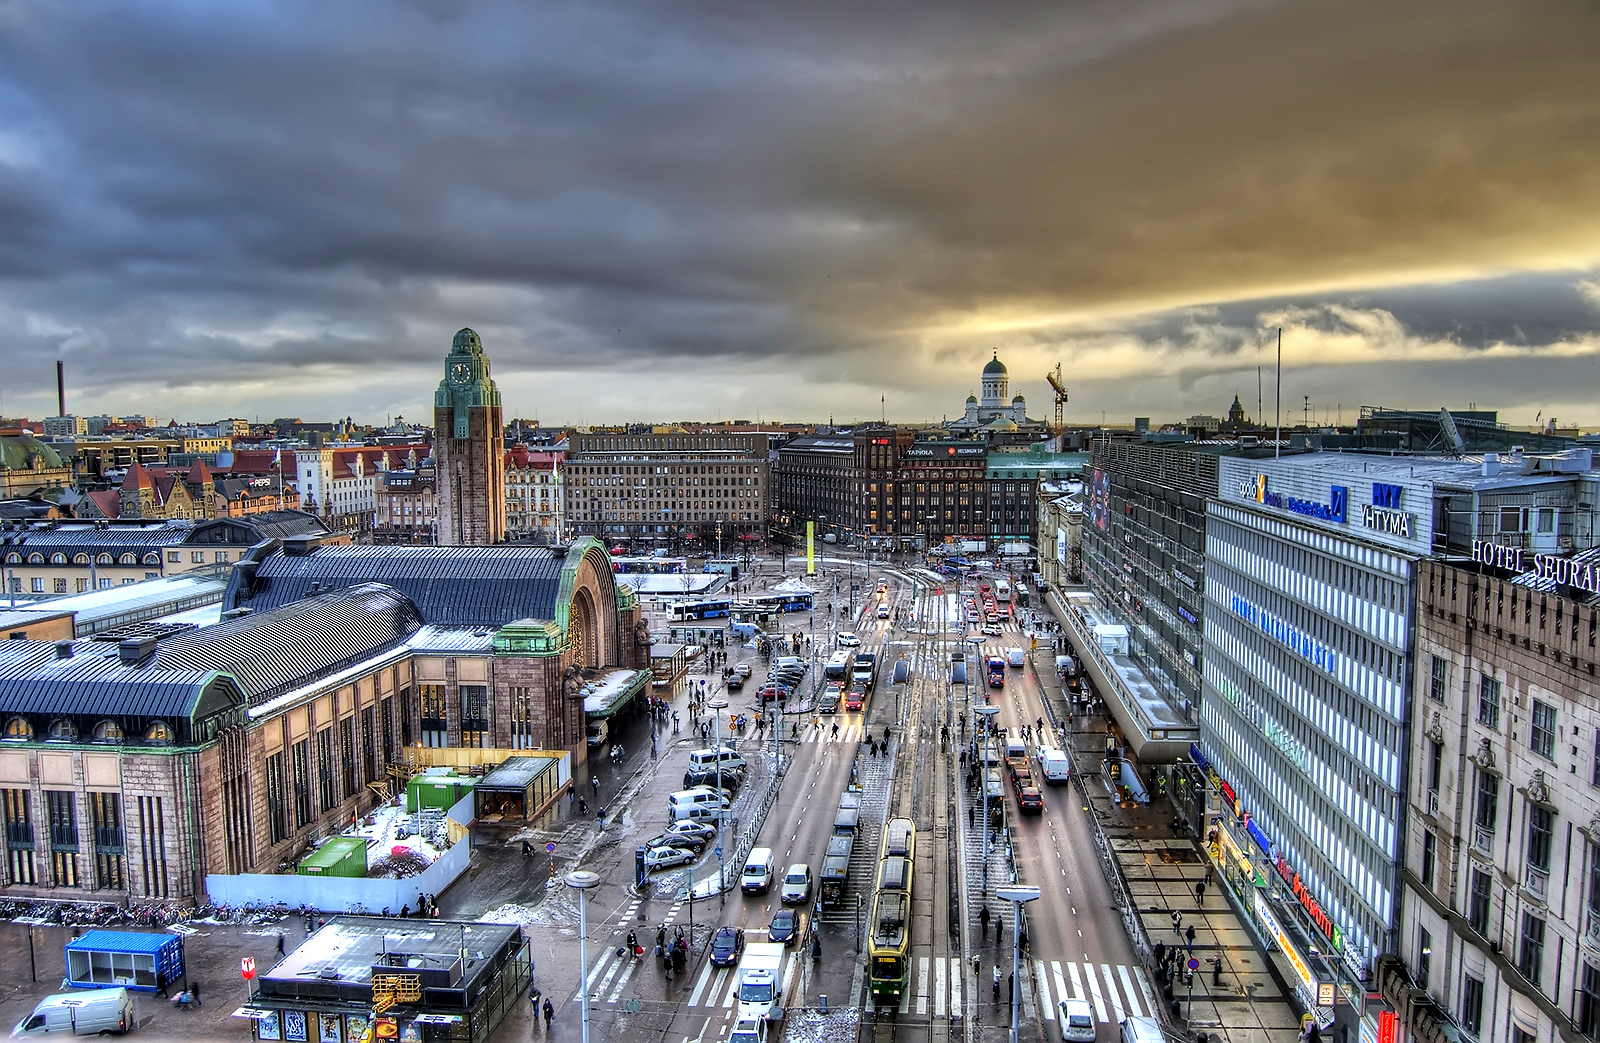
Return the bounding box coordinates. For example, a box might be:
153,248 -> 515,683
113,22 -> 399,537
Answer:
1101,963 -> 1124,1022
686,962 -> 716,1008
1080,962 -> 1107,1022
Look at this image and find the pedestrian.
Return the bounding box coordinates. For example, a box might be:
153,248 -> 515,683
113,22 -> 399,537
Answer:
1205,864 -> 1215,886
657,926 -> 667,952
1154,941 -> 1166,967
277,934 -> 286,956
979,904 -> 990,937
1195,880 -> 1206,904
992,964 -> 1001,1001
968,805 -> 975,829
1185,924 -> 1196,950
1172,910 -> 1182,937
542,996 -> 553,1028
591,775 -> 599,796
191,982 -> 201,1006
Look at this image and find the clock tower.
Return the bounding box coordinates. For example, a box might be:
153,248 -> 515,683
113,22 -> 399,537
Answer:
433,327 -> 506,546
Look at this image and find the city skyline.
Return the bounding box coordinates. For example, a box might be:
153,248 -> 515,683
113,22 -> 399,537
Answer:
3,2 -> 1599,427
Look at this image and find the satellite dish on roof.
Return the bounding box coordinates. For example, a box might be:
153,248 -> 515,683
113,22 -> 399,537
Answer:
215,450 -> 234,468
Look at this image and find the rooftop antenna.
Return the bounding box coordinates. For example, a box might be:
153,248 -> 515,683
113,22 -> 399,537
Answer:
1274,327 -> 1282,459
1256,366 -> 1262,427
1303,395 -> 1310,429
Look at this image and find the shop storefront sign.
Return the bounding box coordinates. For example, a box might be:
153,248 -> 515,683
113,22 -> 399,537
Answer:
1243,812 -> 1272,857
1277,855 -> 1339,947
1254,891 -> 1327,1003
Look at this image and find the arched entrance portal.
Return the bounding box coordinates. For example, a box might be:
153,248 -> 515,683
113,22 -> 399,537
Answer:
570,587 -> 598,668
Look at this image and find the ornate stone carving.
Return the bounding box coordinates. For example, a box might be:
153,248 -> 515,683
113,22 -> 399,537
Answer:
635,619 -> 652,647
1471,737 -> 1495,771
1527,770 -> 1550,806
1423,711 -> 1445,745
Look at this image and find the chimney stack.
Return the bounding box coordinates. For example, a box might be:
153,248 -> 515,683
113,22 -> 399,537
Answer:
56,360 -> 65,418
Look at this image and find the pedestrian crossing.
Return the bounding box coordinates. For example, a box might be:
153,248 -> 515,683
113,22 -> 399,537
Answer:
574,940 -> 805,1012
801,722 -> 869,743
894,958 -> 1153,1023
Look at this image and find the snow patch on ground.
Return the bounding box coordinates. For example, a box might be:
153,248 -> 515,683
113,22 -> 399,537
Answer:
349,801 -> 444,868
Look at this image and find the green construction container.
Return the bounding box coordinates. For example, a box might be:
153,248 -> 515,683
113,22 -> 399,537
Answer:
297,837 -> 369,878
405,771 -> 478,813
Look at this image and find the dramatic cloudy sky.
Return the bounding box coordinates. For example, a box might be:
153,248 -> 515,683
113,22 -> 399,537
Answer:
3,0 -> 1600,429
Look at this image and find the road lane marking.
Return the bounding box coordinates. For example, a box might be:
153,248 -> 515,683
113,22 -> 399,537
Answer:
1078,962 -> 1106,1022
1118,965 -> 1144,1017
687,963 -> 716,1007
934,955 -> 946,1017
607,957 -> 639,1003
1054,962 -> 1072,1007
1101,963 -> 1124,1022
949,957 -> 963,1016
917,955 -> 931,1015
1134,966 -> 1159,1018
1039,961 -> 1054,1019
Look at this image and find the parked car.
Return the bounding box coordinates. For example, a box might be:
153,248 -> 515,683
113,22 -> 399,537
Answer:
710,926 -> 746,967
768,908 -> 805,947
659,819 -> 716,843
644,846 -> 696,871
684,768 -> 745,791
837,631 -> 860,647
647,828 -> 707,852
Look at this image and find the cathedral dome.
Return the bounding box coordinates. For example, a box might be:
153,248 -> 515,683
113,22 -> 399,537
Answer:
452,328 -> 483,354
983,352 -> 1007,377
985,416 -> 1018,432
966,392 -> 978,404
1012,393 -> 1025,404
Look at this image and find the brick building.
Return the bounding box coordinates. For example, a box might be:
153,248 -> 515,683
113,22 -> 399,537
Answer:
433,328 -> 506,546
0,538 -> 645,904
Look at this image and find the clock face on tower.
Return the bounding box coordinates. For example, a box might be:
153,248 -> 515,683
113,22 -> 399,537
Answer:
449,361 -> 473,385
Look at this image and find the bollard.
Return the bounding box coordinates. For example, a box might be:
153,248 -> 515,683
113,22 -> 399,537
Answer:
819,995 -> 827,1013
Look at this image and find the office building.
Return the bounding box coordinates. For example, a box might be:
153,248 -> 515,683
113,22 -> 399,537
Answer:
564,430 -> 768,548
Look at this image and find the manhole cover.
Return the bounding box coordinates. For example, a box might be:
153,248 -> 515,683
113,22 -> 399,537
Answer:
624,998 -> 643,1013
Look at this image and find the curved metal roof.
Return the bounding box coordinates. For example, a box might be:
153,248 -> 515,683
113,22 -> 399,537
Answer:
0,583 -> 421,717
224,544 -> 567,627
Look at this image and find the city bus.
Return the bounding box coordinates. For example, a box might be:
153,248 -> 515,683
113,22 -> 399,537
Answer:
751,591 -> 814,613
995,580 -> 1012,603
667,598 -> 732,621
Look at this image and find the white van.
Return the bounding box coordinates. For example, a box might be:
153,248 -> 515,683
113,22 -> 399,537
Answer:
741,847 -> 775,893
1007,647 -> 1026,668
13,989 -> 134,1037
773,657 -> 804,672
1120,1015 -> 1165,1043
688,748 -> 747,773
1038,748 -> 1071,784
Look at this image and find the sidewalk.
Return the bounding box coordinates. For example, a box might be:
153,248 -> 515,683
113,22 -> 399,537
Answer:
1036,591 -> 1303,1043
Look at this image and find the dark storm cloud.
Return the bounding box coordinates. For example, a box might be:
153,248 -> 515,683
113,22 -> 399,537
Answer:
0,0 -> 1599,422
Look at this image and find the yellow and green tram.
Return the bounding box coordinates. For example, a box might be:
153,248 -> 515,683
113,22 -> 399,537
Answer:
868,818 -> 917,1005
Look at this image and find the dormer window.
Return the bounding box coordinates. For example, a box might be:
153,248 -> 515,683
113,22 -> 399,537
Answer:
143,720 -> 174,744
47,719 -> 78,743
96,553 -> 114,565
4,718 -> 32,741
91,721 -> 124,744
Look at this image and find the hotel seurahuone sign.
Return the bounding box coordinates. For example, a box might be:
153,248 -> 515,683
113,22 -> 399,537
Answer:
1472,539 -> 1600,597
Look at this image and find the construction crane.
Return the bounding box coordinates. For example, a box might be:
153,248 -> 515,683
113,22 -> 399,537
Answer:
1047,364 -> 1069,433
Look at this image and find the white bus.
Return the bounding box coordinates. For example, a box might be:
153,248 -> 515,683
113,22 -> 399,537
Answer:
995,580 -> 1012,603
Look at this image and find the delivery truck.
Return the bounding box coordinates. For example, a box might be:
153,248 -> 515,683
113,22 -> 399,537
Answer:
735,942 -> 788,1023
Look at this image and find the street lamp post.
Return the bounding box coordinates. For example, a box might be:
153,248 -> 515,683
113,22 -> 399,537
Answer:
566,870 -> 602,1043
996,884 -> 1042,1043
708,696 -> 729,896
